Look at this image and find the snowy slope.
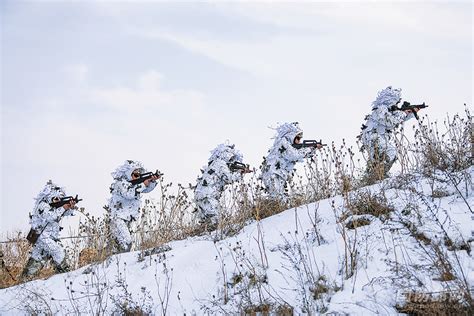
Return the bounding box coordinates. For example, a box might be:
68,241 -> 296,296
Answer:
1,168 -> 473,315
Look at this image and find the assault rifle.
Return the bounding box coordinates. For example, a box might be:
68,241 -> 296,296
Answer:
390,101 -> 428,120
49,195 -> 82,208
292,139 -> 327,150
130,170 -> 163,185
228,162 -> 252,173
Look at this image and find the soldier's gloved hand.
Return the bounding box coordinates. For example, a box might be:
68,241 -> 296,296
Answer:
240,168 -> 252,174
144,174 -> 160,186
63,200 -> 76,210
404,108 -> 419,115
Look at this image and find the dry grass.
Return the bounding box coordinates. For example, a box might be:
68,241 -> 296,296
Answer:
0,232 -> 31,288
341,190 -> 394,223
243,303 -> 293,316
400,220 -> 433,246
309,276 -> 331,301
344,217 -> 372,230
251,198 -> 287,221
396,291 -> 474,316
0,265 -> 21,289
410,108 -> 472,174
78,247 -> 100,268
431,188 -> 451,198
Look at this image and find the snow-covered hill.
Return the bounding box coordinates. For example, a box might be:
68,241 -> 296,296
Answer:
1,168 -> 473,315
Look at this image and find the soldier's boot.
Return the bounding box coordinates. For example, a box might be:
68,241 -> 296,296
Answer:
54,259 -> 70,274
21,257 -> 43,279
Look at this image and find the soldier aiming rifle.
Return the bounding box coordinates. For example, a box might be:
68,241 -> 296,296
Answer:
129,170 -> 163,185
108,160 -> 159,253
194,143 -> 251,226
21,181 -> 79,279
261,122 -> 324,201
359,86 -> 428,182
49,195 -> 83,209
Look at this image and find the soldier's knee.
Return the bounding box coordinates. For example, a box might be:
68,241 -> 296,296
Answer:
50,244 -> 66,265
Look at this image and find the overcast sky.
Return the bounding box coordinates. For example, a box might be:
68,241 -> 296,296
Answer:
1,1 -> 472,233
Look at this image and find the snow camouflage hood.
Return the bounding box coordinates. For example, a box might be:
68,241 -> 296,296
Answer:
34,180 -> 66,206
208,143 -> 243,164
272,122 -> 303,144
111,160 -> 146,181
372,86 -> 402,110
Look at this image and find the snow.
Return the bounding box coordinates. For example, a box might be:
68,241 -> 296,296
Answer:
1,168 -> 473,315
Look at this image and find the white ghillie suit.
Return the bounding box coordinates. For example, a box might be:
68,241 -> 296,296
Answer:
194,144 -> 245,224
22,181 -> 74,277
108,160 -> 157,252
359,86 -> 415,176
260,122 -> 313,201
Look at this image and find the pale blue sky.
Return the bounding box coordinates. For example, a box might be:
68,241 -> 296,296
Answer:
1,1 -> 472,232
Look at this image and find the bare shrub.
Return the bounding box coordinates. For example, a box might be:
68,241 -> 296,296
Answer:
136,181 -> 194,250
0,232 -> 32,288
76,207 -> 113,266
243,303 -> 293,315
78,247 -> 99,268
111,261 -> 154,315
341,190 -> 394,223
305,141 -> 363,201
250,198 -> 287,221
409,107 -> 472,174
277,228 -> 337,313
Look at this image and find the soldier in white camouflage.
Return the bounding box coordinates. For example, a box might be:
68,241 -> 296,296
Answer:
359,86 -> 423,181
108,160 -> 159,253
21,180 -> 77,278
260,122 -> 322,202
194,143 -> 251,226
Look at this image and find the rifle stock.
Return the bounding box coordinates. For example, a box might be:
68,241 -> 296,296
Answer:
292,139 -> 327,149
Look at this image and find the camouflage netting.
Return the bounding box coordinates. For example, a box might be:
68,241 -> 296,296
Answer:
260,122 -> 313,201
108,160 -> 157,251
194,143 -> 245,224
360,87 -> 416,175
25,181 -> 74,276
